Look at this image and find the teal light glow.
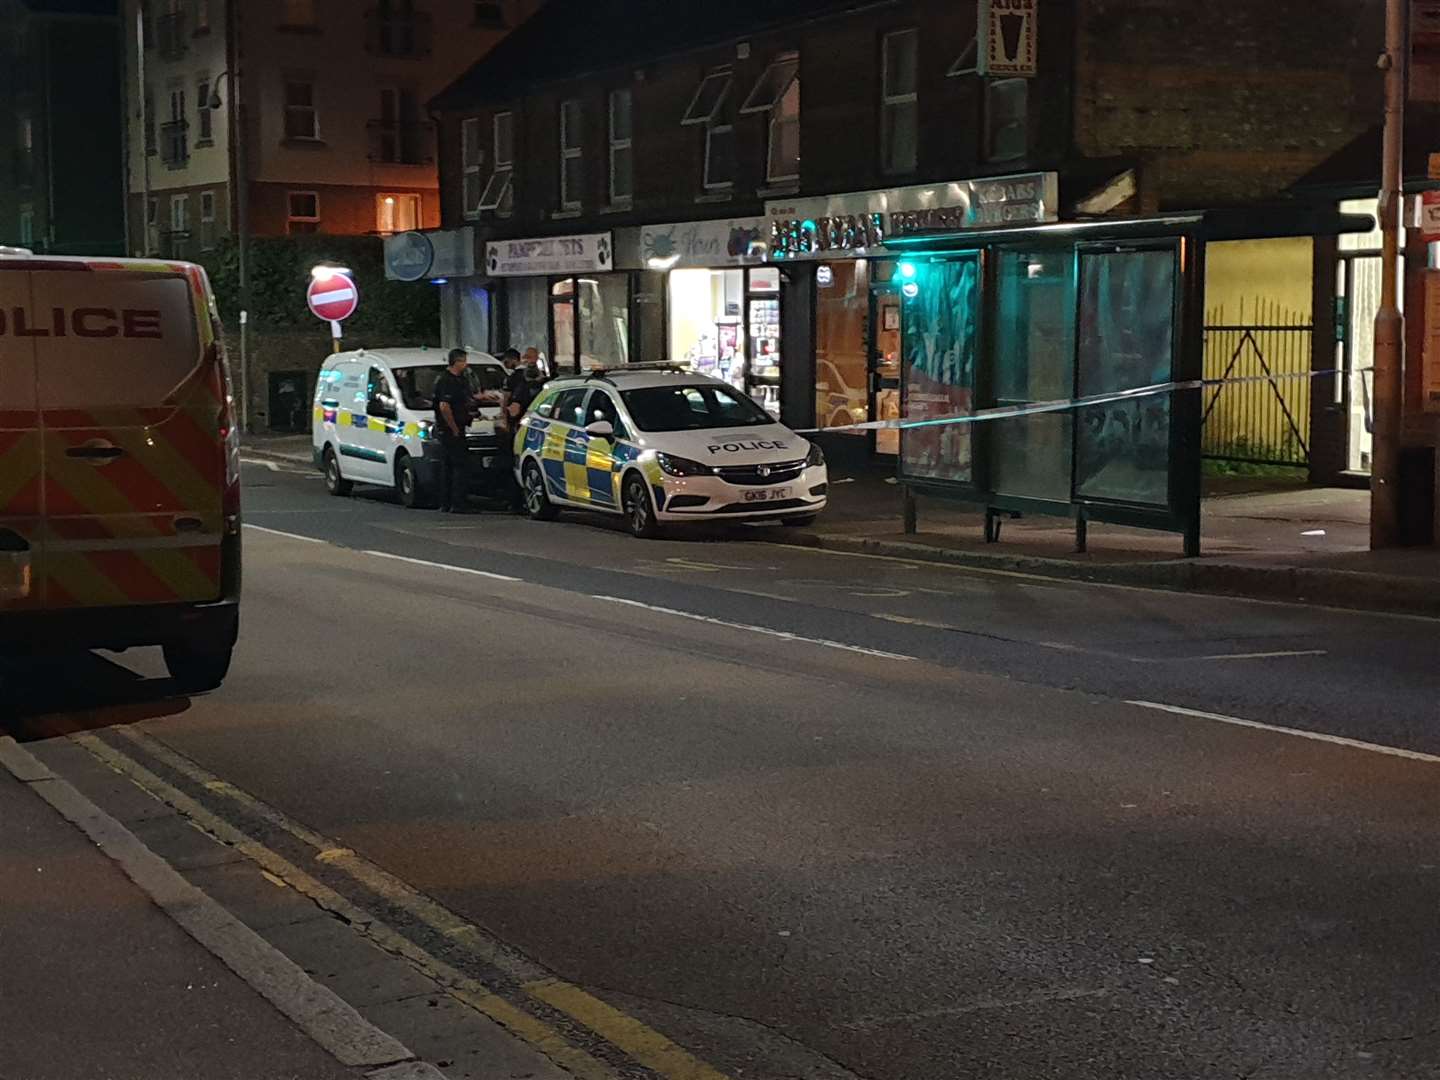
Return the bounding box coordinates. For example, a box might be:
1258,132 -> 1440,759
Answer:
898,261 -> 918,280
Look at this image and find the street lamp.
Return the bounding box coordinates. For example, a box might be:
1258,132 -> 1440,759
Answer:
208,69 -> 251,434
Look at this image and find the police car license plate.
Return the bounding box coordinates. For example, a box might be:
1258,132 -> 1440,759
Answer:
743,486 -> 792,503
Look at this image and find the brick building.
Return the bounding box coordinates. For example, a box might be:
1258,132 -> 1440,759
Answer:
417,0 -> 1435,497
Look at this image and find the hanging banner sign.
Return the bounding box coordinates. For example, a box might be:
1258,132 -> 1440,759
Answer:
980,0 -> 1038,78
485,232 -> 612,276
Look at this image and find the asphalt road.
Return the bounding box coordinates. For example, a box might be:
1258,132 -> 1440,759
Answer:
10,460 -> 1440,1079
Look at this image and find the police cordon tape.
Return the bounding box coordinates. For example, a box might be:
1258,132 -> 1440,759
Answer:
795,366 -> 1373,435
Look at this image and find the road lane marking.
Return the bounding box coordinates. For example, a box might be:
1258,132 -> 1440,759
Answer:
111,728 -> 732,1080
525,978 -> 729,1080
593,596 -> 917,661
74,733 -> 621,1080
1127,701 -> 1440,764
243,523 -> 328,544
841,987 -> 1110,1028
1181,649 -> 1327,662
361,550 -> 523,582
242,457 -> 283,472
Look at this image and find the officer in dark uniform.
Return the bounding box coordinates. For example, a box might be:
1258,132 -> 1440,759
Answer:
433,348 -> 474,513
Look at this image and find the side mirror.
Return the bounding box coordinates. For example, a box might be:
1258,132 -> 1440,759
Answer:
584,420 -> 614,439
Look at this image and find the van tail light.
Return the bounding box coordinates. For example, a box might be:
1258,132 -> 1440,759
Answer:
209,339 -> 242,534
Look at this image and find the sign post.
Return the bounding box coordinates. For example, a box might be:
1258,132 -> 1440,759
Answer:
306,268 -> 359,353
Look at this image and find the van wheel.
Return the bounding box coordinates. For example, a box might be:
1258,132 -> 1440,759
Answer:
163,642 -> 233,693
396,453 -> 429,508
323,448 -> 352,496
522,460 -> 559,521
623,474 -> 664,539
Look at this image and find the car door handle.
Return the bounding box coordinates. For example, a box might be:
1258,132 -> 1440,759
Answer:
66,443 -> 126,462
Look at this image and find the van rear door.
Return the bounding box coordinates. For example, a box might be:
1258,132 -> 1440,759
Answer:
35,268 -> 227,610
0,269 -> 41,609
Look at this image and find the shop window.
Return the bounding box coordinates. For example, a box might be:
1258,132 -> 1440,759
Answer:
559,98 -> 583,210
479,111 -> 514,213
287,190 -> 319,234
814,261 -> 869,432
881,30 -> 918,174
462,117 -> 484,217
608,88 -> 633,205
741,52 -> 800,184
669,268 -> 744,383
985,78 -> 1027,163
581,274 -> 630,367
376,193 -> 420,234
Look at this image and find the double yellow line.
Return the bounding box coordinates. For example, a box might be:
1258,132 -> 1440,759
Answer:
76,728 -> 730,1080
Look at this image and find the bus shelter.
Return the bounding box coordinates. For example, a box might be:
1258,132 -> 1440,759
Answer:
885,208 -> 1372,556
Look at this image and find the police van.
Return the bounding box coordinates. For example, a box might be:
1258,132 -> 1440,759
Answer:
0,251 -> 241,691
312,347 -> 509,507
514,366 -> 827,538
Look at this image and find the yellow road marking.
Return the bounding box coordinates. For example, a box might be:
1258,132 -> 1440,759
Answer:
525,978 -> 730,1080
76,733 -> 619,1080
112,728 -> 734,1080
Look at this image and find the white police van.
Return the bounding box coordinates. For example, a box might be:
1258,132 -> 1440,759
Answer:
514,366 -> 827,538
312,347 -> 508,507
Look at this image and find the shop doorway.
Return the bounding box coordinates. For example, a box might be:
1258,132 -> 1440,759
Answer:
813,260 -> 904,458
1336,252 -> 1381,474
550,275 -> 630,373
870,269 -> 903,456
745,267 -> 782,417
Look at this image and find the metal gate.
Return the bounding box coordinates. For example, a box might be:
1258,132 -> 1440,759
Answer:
1201,299 -> 1313,467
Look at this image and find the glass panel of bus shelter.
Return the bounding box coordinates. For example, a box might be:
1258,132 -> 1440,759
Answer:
1074,247 -> 1178,507
872,260 -> 902,455
990,249 -> 1075,502
900,255 -> 980,484
814,261 -> 869,432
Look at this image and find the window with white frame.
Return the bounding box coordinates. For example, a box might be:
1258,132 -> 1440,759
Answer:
146,197 -> 158,252
985,78 -> 1028,162
881,30 -> 918,173
170,192 -> 190,234
479,111 -> 513,212
18,205 -> 33,246
559,98 -> 582,210
283,77 -> 318,140
462,117 -> 484,217
196,75 -> 213,142
199,189 -> 216,249
681,67 -> 734,192
608,88 -> 632,205
287,190 -> 320,233
946,35 -> 978,77
376,193 -> 420,234
740,52 -> 800,184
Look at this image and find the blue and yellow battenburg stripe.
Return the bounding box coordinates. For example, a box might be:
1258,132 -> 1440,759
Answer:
314,406 -> 428,440
523,419 -> 664,510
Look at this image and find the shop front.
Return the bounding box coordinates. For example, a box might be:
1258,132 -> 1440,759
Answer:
763,173 -> 1059,461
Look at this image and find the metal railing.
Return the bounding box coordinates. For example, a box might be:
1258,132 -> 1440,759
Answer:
366,119 -> 434,165
1201,300 -> 1313,467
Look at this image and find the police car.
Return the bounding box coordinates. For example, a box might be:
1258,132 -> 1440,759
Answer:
514,366 -> 827,537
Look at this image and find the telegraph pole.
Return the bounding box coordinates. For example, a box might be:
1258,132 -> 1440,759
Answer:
1371,0 -> 1408,548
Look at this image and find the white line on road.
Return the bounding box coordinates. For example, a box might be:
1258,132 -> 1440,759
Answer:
594,595 -> 917,661
362,549 -> 523,582
243,523 -> 328,544
1127,700 -> 1440,765
241,457 -> 282,471
1184,649 -> 1328,662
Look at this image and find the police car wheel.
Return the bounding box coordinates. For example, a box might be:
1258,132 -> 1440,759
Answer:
396,454 -> 428,509
623,474 -> 663,539
163,642 -> 232,693
522,460 -> 559,521
323,448 -> 352,497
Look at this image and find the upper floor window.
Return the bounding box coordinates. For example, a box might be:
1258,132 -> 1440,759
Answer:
280,0 -> 316,28
372,0 -> 430,57
287,190 -> 320,233
479,111 -> 514,213
18,205 -> 34,247
608,88 -> 633,206
142,87 -> 156,155
473,0 -> 505,25
881,30 -> 918,173
196,76 -> 214,143
681,67 -> 734,193
985,78 -> 1028,162
192,0 -> 210,34
947,36 -> 979,77
284,78 -> 319,141
741,52 -> 800,184
559,98 -> 582,211
462,117 -> 485,217
199,189 -> 216,249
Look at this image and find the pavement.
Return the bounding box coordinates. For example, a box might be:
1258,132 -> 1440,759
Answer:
241,433 -> 1440,615
4,457 -> 1440,1079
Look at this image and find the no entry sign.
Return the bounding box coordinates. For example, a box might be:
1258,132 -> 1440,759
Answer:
307,273 -> 359,323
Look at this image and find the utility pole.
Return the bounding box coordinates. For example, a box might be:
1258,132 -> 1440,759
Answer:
1372,0 -> 1408,548
135,2 -> 149,256
222,0 -> 250,433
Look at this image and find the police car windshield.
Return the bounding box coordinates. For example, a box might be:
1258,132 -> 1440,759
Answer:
621,385 -> 772,432
392,364 -> 504,410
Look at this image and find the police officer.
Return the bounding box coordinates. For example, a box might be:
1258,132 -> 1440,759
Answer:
433,348 -> 474,513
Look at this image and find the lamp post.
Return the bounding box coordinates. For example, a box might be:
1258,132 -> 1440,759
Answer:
209,68 -> 250,433
1371,0 -> 1408,548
